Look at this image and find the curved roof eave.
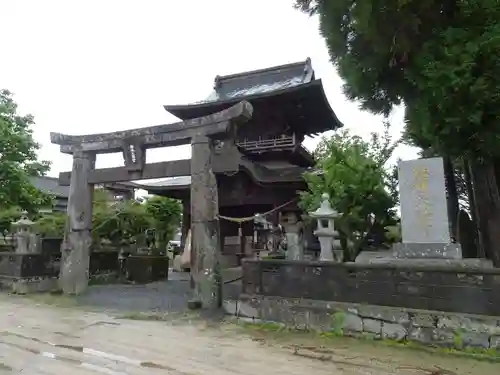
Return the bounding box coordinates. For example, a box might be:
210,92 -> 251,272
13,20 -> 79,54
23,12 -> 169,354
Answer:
164,79 -> 344,130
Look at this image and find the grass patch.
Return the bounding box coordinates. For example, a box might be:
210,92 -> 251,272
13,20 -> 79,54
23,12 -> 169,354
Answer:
0,363 -> 13,371
21,291 -> 79,308
116,310 -> 201,324
233,319 -> 500,363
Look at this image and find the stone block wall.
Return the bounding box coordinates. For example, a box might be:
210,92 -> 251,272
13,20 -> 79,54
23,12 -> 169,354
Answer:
242,259 -> 500,316
226,296 -> 500,350
237,259 -> 500,351
0,253 -> 57,278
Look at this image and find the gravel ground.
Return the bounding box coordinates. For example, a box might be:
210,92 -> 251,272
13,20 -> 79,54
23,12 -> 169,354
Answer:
75,270 -> 241,313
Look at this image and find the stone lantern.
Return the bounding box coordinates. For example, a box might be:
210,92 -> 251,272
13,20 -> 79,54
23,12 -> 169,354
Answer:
11,211 -> 39,254
309,193 -> 339,261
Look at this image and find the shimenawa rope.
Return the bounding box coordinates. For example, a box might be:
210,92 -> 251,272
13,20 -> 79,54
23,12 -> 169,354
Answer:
217,198 -> 298,223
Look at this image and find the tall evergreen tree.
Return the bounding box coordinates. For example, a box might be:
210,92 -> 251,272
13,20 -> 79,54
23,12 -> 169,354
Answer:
295,0 -> 500,265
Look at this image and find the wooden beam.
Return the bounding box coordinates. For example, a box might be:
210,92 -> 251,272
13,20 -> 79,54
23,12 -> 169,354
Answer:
51,101 -> 253,154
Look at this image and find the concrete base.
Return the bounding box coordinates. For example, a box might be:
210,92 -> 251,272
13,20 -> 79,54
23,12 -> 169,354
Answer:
360,257 -> 494,269
0,276 -> 59,294
355,250 -> 494,269
392,242 -> 462,259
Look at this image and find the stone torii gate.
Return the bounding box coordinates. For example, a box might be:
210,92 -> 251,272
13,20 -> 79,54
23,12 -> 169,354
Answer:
50,101 -> 253,309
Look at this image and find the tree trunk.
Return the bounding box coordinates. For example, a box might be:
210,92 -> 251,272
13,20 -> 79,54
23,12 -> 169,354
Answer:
463,159 -> 482,257
469,159 -> 500,266
443,156 -> 459,241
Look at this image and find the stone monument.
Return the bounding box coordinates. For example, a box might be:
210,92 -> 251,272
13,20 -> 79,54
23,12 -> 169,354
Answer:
357,157 -> 492,267
394,157 -> 462,259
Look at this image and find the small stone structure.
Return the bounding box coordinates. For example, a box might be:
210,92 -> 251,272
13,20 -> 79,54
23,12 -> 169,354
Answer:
280,212 -> 304,261
309,193 -> 340,261
11,212 -> 40,254
0,218 -> 58,294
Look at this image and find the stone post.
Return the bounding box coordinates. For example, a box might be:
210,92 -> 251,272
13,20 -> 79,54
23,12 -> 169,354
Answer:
12,212 -> 36,254
189,135 -> 221,310
60,150 -> 96,295
309,193 -> 339,261
180,199 -> 190,250
280,212 -> 304,260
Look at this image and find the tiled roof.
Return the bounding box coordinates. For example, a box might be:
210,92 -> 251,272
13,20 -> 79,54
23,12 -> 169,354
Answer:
135,176 -> 191,189
163,58 -> 343,133
198,58 -> 314,104
30,176 -> 69,198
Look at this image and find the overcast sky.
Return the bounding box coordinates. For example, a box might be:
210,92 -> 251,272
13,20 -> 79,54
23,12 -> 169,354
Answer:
0,0 -> 418,178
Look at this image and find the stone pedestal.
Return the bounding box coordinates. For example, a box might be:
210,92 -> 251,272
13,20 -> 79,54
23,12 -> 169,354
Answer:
392,242 -> 462,259
317,236 -> 335,261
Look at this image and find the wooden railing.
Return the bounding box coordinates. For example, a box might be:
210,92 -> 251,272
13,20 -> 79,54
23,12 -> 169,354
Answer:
237,134 -> 296,153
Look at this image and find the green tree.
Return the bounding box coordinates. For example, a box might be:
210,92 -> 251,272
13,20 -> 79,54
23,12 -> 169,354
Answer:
295,0 -> 500,265
0,207 -> 22,237
0,89 -> 52,211
144,196 -> 182,248
300,126 -> 399,261
34,212 -> 66,237
92,198 -> 151,247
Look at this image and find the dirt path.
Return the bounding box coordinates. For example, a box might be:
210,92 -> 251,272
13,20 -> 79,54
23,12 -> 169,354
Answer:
0,295 -> 496,374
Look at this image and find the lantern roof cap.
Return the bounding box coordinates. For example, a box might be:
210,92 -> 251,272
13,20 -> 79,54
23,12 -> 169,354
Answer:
12,211 -> 34,227
309,193 -> 338,218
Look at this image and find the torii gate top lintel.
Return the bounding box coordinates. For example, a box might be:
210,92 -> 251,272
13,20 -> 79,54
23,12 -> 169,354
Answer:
50,101 -> 253,155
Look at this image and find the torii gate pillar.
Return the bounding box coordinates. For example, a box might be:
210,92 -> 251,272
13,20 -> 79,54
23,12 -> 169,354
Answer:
190,135 -> 221,309
60,150 -> 96,295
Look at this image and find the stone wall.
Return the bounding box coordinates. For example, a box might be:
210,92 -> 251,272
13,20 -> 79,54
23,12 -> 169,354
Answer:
242,259 -> 500,316
0,253 -> 57,278
237,259 -> 500,351
226,296 -> 500,350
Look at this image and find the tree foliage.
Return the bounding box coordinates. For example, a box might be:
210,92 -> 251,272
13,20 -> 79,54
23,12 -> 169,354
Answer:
144,195 -> 182,247
28,189 -> 182,249
92,199 -> 151,246
296,0 -> 500,264
0,90 -> 52,211
294,0 -> 500,159
299,125 -> 399,260
0,207 -> 22,236
90,192 -> 181,248
34,212 -> 66,237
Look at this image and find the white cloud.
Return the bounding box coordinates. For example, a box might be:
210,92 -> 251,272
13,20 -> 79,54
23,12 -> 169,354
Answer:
0,0 -> 418,177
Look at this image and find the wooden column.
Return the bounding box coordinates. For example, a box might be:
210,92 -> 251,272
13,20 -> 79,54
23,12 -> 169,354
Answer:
60,151 -> 95,295
189,135 -> 221,310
